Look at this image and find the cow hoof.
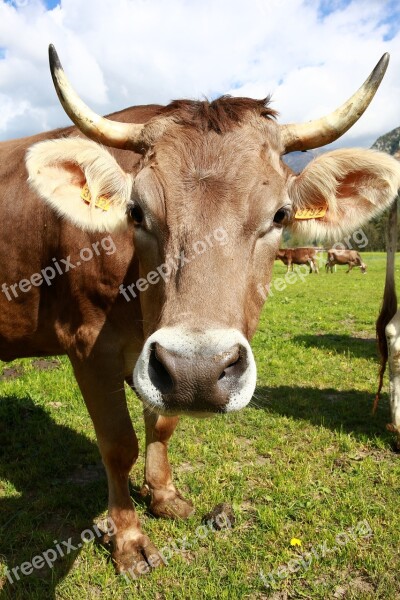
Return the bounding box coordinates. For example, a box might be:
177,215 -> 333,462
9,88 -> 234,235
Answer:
109,533 -> 163,576
141,485 -> 194,519
151,497 -> 195,519
151,494 -> 195,519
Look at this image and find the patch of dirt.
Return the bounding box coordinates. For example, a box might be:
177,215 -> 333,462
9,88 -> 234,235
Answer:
240,500 -> 255,512
333,573 -> 375,598
237,436 -> 254,447
177,461 -> 196,473
349,575 -> 375,595
333,447 -> 393,472
67,463 -> 106,485
179,550 -> 197,564
352,331 -> 376,342
325,394 -> 341,402
268,592 -> 288,600
332,457 -> 352,471
31,358 -> 61,371
175,460 -> 205,473
39,512 -> 82,539
48,401 -> 64,409
255,455 -> 272,466
0,365 -> 24,380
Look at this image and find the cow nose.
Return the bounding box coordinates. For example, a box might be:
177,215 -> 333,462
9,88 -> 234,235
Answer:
148,342 -> 247,410
134,327 -> 257,415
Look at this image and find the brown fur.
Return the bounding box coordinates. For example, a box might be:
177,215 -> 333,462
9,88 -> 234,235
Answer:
159,96 -> 277,133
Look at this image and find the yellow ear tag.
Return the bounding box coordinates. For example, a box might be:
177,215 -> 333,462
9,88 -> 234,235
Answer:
81,183 -> 111,211
294,206 -> 327,220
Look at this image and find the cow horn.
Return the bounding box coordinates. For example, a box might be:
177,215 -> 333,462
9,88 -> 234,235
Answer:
49,45 -> 145,151
280,53 -> 389,154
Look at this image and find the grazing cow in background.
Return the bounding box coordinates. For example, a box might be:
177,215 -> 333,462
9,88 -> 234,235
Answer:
276,247 -> 320,273
325,249 -> 367,273
1,46 -> 400,575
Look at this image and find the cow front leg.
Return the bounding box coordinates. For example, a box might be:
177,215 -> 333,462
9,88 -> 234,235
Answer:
141,412 -> 194,519
70,355 -> 160,574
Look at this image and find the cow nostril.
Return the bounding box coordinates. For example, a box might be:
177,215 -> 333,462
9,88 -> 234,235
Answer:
217,346 -> 243,381
218,356 -> 241,380
148,343 -> 174,394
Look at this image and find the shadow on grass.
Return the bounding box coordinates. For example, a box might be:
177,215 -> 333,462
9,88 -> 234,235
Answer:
293,333 -> 378,361
0,395 -> 108,599
254,385 -> 393,444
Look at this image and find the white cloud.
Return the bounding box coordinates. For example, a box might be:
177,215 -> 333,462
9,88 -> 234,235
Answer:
0,0 -> 399,148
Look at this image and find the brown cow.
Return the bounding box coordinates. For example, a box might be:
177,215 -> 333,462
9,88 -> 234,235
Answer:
1,46 -> 400,575
325,249 -> 367,273
276,247 -> 320,273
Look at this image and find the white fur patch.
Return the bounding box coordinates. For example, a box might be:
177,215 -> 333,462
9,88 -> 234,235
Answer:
133,327 -> 257,415
386,310 -> 400,429
26,137 -> 132,232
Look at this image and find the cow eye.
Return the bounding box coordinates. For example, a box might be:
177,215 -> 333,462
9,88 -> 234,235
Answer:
273,207 -> 290,226
129,203 -> 144,226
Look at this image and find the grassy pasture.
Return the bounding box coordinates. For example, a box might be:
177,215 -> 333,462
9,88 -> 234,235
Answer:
1,252 -> 400,599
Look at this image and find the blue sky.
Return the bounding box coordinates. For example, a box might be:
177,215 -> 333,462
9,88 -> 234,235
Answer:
6,0 -> 59,7
1,0 -> 400,148
317,0 -> 352,20
380,0 -> 400,41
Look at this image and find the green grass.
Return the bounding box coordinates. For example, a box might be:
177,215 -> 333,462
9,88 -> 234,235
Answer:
1,252 -> 400,599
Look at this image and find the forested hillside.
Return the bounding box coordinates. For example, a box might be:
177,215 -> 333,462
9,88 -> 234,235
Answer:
361,126 -> 400,251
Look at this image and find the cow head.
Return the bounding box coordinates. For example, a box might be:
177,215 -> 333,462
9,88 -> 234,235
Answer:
26,47 -> 400,416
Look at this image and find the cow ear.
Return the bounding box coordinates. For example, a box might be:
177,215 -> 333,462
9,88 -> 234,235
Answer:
287,148 -> 400,241
26,137 -> 132,232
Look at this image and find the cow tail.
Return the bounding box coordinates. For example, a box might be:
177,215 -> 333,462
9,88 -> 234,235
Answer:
374,196 -> 398,413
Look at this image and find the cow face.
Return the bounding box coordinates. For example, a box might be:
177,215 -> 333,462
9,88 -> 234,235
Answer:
27,109 -> 291,416
130,113 -> 289,415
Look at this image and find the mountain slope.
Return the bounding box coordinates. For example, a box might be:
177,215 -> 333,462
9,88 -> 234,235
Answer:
361,126 -> 400,251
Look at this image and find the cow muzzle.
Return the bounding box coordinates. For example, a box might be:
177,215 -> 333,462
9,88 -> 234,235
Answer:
133,327 -> 257,416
